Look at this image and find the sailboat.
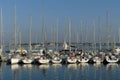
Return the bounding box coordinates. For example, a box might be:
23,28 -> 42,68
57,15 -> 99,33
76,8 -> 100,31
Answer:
105,55 -> 119,63
52,57 -> 62,64
66,18 -> 77,64
9,6 -> 21,64
38,2 -> 50,64
77,54 -> 89,63
22,17 -> 33,64
93,56 -> 103,63
51,21 -> 62,64
38,58 -> 50,64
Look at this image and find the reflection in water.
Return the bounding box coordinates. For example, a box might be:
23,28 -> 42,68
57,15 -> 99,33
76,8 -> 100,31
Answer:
78,63 -> 89,70
39,64 -> 50,77
106,63 -> 119,80
11,64 -> 19,71
93,63 -> 103,68
0,63 -> 120,80
67,64 -> 78,70
39,64 -> 50,70
0,62 -> 3,80
11,64 -> 20,80
106,63 -> 118,70
52,64 -> 62,69
22,64 -> 32,69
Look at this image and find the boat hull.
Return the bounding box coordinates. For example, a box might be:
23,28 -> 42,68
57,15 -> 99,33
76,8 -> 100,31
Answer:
11,58 -> 20,64
67,58 -> 77,64
38,59 -> 50,64
22,59 -> 33,64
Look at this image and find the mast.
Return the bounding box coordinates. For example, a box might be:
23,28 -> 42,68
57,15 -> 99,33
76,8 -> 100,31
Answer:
56,19 -> 58,51
80,20 -> 82,49
68,18 -> 71,52
85,22 -> 88,44
93,20 -> 96,50
14,6 -> 17,49
29,16 -> 32,52
106,11 -> 109,50
0,8 -> 3,49
113,34 -> 116,49
85,21 -> 88,49
41,0 -> 45,48
98,16 -> 102,50
19,32 -> 21,49
0,8 -> 3,57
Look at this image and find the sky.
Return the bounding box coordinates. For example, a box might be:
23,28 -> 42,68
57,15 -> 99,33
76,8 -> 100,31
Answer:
0,0 -> 120,44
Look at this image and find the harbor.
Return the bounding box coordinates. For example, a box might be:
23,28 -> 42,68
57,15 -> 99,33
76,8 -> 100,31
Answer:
0,43 -> 120,64
1,0 -> 120,80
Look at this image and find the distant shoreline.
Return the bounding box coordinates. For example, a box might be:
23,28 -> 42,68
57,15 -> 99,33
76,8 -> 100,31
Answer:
2,42 -> 120,47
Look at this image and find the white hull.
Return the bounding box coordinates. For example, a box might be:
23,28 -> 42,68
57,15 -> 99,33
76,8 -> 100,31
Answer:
22,59 -> 33,64
106,56 -> 119,63
67,58 -> 77,64
106,59 -> 119,63
93,60 -> 102,63
93,57 -> 103,63
11,58 -> 20,64
38,59 -> 50,64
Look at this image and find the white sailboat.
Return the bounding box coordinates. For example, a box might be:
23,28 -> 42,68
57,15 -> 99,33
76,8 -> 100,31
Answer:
38,57 -> 50,64
66,18 -> 77,64
22,57 -> 33,64
67,57 -> 77,64
38,3 -> 50,64
93,56 -> 103,63
9,6 -> 21,64
22,16 -> 33,64
63,41 -> 68,50
105,55 -> 119,63
52,58 -> 62,64
52,51 -> 62,64
11,58 -> 20,64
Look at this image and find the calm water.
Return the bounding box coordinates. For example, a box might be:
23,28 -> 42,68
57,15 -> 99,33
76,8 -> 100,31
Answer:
0,63 -> 120,80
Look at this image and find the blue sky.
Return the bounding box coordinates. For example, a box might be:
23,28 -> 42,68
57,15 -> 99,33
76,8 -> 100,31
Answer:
0,0 -> 120,43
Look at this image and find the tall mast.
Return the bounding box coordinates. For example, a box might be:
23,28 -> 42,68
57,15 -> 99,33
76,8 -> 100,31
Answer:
0,8 -> 3,49
56,19 -> 58,51
42,0 -> 45,48
85,22 -> 88,44
106,11 -> 109,50
68,18 -> 71,51
14,6 -> 17,48
80,20 -> 82,49
29,16 -> 32,52
85,21 -> 88,49
98,16 -> 102,50
93,20 -> 96,50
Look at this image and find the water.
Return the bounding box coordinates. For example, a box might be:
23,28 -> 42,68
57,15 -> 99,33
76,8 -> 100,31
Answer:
0,63 -> 120,80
